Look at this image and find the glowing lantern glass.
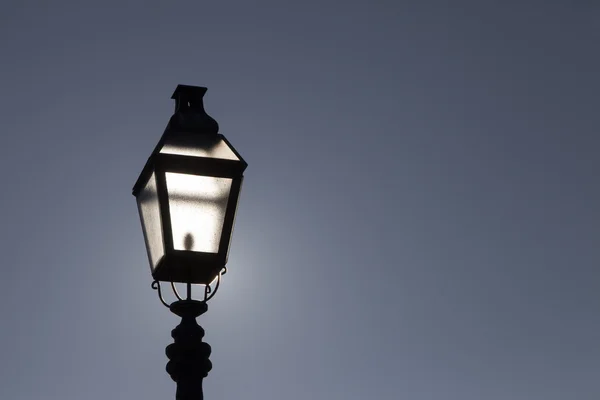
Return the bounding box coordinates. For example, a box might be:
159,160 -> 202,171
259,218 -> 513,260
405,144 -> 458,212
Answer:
132,85 -> 247,284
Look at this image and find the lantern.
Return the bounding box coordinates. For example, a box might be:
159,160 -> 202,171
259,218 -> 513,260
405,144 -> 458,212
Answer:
132,85 -> 247,284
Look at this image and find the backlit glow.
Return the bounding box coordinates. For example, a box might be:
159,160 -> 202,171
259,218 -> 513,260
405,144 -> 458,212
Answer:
161,134 -> 239,160
166,172 -> 232,253
137,173 -> 164,269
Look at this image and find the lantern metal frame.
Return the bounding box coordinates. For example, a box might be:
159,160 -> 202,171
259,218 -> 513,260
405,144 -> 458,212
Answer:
132,85 -> 247,286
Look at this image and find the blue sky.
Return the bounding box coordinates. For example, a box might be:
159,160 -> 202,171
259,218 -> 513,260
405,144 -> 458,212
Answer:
0,1 -> 599,399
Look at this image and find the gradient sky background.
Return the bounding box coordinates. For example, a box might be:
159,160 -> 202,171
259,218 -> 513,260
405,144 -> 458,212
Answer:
1,1 -> 599,399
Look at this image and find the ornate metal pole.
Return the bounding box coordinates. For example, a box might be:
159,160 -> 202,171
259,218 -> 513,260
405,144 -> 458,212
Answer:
166,300 -> 213,400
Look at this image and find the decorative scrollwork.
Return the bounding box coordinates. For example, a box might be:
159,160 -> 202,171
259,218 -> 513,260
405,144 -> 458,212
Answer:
204,270 -> 223,302
171,281 -> 184,301
151,280 -> 170,308
151,267 -> 228,307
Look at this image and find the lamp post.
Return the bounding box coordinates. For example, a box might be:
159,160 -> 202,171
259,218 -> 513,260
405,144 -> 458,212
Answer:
132,85 -> 248,399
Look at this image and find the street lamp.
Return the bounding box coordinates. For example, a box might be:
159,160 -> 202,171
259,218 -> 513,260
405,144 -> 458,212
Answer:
132,85 -> 248,399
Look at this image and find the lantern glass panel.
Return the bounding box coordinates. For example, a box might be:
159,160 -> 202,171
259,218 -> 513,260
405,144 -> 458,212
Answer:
160,133 -> 239,160
137,172 -> 164,268
166,172 -> 232,253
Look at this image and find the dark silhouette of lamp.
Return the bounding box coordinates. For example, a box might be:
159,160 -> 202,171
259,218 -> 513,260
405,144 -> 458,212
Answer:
132,85 -> 248,400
